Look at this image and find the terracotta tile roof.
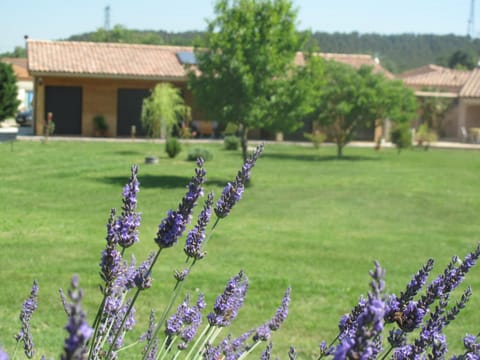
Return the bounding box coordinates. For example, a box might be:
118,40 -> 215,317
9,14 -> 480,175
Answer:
1,57 -> 32,80
459,68 -> 480,97
397,64 -> 445,78
295,52 -> 394,79
27,40 -> 193,80
398,64 -> 470,91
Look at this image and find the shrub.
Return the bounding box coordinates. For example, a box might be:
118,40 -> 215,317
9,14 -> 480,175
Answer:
93,115 -> 108,136
416,123 -> 438,150
187,147 -> 213,161
390,124 -> 412,153
304,130 -> 326,149
224,135 -> 240,151
165,137 -> 182,158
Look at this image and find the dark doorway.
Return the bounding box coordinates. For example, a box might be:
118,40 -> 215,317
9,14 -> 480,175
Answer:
45,86 -> 82,135
117,88 -> 150,136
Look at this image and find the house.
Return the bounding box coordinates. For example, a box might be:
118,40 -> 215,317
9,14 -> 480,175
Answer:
1,57 -> 34,112
27,40 -> 201,137
27,39 -> 393,139
398,64 -> 480,140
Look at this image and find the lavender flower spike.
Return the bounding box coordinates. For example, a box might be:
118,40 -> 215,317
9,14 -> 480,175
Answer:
184,192 -> 214,260
155,158 -> 206,249
207,270 -> 249,327
15,279 -> 39,359
215,143 -> 264,219
254,287 -> 291,342
61,276 -> 93,360
116,164 -> 141,249
334,261 -> 386,360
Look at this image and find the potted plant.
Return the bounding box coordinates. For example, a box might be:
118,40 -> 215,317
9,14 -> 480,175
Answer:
93,115 -> 108,137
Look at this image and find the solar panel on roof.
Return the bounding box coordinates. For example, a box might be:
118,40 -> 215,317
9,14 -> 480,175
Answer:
176,51 -> 197,65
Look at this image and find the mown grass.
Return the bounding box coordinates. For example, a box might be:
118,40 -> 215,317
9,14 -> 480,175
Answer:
1,139 -> 480,358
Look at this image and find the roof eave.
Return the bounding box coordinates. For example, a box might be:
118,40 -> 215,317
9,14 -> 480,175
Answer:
28,71 -> 188,82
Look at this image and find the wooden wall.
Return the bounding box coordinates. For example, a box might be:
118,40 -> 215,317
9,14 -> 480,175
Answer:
33,76 -> 190,136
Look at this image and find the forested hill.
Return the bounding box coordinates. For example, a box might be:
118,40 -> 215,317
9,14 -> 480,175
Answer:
307,32 -> 480,73
66,27 -> 480,73
4,26 -> 480,73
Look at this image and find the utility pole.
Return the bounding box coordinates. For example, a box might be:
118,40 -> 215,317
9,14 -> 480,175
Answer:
104,5 -> 111,31
468,0 -> 476,38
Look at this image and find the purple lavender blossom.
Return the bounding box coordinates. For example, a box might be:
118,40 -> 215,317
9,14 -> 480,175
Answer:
134,252 -> 156,290
155,159 -> 206,248
204,334 -> 250,360
165,298 -> 188,337
154,210 -> 185,249
0,348 -> 8,360
215,144 -> 263,219
165,294 -> 205,350
100,209 -> 122,294
61,276 -> 93,360
109,299 -> 136,350
392,344 -> 414,360
385,259 -> 435,330
174,268 -> 190,282
116,165 -> 141,248
334,261 -> 386,360
400,258 -> 434,303
319,340 -> 334,357
444,287 -> 472,326
420,244 -> 480,310
231,330 -> 253,352
260,342 -> 273,360
254,323 -> 271,342
15,280 -> 39,359
270,287 -> 291,331
207,271 -> 249,327
203,336 -> 230,360
178,158 -> 206,222
184,192 -> 214,260
387,329 -> 407,348
453,333 -> 480,359
254,287 -> 291,342
140,310 -> 158,359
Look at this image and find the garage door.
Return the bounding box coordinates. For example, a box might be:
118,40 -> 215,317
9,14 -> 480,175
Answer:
45,86 -> 82,135
117,88 -> 150,136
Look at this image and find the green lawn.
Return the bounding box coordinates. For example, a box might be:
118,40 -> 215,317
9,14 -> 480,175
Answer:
1,139 -> 480,358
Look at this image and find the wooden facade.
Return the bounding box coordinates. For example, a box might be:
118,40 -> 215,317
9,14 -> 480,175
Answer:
32,76 -> 195,137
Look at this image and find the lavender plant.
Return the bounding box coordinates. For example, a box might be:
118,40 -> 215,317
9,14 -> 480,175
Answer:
2,142 -> 480,360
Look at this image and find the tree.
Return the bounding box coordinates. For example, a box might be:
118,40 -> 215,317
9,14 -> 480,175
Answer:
314,61 -> 417,157
141,83 -> 189,138
0,62 -> 20,121
189,0 -> 310,160
447,49 -> 477,70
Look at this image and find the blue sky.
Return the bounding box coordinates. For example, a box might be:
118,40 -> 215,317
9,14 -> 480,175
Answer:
0,0 -> 473,53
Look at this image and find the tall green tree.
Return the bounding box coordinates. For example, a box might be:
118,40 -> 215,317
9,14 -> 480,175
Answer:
189,0 -> 309,160
0,62 -> 20,121
314,61 -> 417,157
141,83 -> 189,138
